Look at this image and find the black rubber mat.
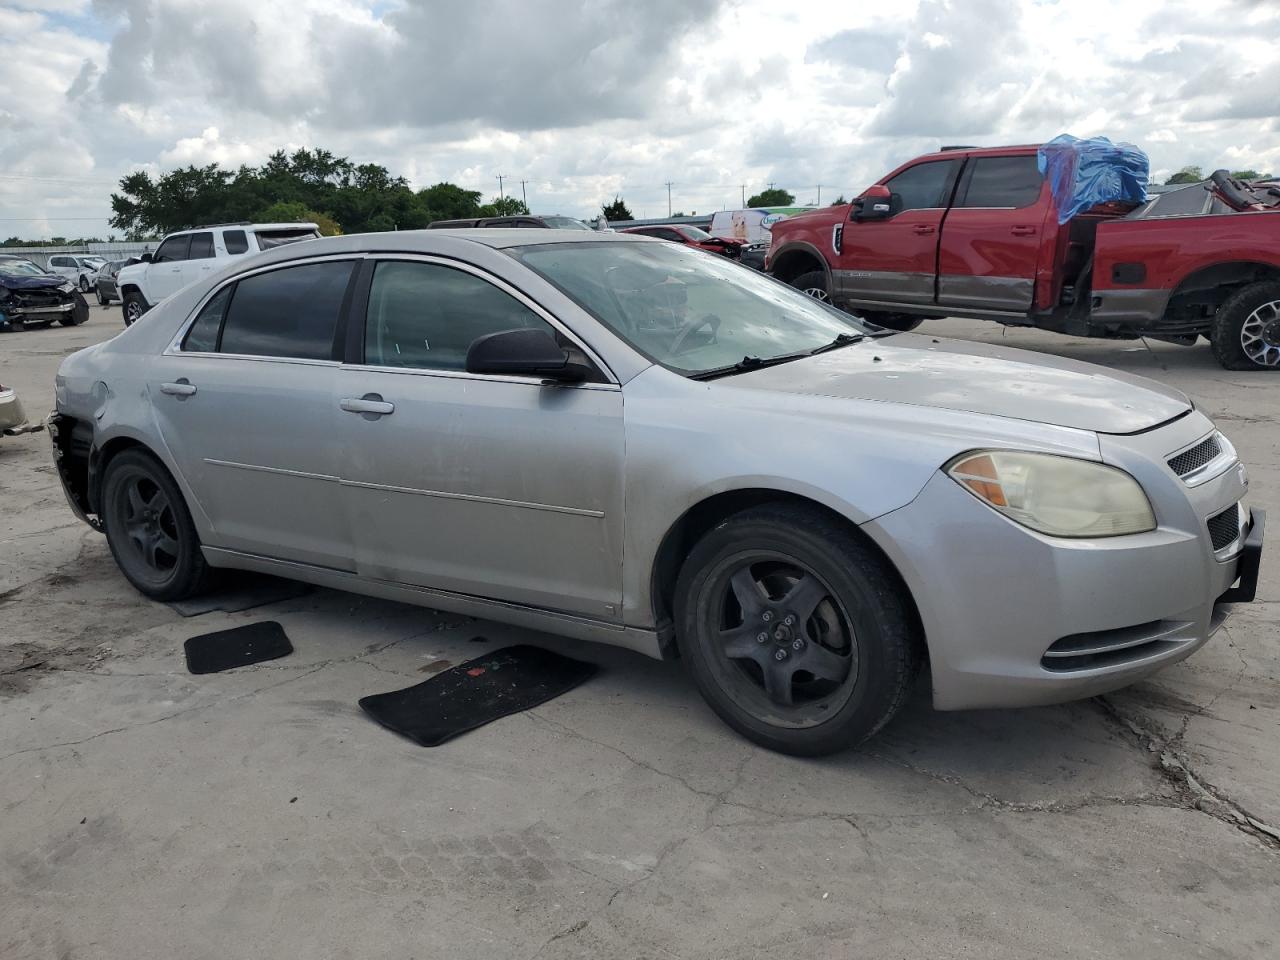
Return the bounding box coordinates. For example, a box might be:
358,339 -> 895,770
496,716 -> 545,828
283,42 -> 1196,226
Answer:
358,644 -> 598,747
168,573 -> 311,618
184,621 -> 293,674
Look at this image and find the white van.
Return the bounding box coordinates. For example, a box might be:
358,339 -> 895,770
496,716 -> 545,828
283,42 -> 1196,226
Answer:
708,207 -> 815,246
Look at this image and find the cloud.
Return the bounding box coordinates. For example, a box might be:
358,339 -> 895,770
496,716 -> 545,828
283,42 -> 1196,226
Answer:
805,28 -> 902,73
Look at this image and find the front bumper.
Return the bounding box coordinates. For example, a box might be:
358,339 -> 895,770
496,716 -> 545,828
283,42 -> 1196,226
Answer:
864,434 -> 1262,711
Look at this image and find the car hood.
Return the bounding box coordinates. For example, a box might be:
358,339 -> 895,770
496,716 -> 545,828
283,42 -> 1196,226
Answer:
0,274 -> 67,290
735,333 -> 1191,434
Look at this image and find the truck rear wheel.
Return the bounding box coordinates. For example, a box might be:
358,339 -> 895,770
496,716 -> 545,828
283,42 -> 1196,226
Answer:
1211,282 -> 1280,370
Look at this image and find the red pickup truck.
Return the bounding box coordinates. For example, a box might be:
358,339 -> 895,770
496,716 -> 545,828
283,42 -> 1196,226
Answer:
765,144 -> 1280,370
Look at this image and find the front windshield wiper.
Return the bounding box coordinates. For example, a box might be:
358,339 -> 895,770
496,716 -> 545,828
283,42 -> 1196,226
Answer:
808,331 -> 866,355
687,353 -> 808,382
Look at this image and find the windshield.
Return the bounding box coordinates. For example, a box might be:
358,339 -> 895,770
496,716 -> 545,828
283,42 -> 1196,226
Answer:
0,259 -> 49,278
540,216 -> 593,231
512,240 -> 874,376
680,226 -> 714,241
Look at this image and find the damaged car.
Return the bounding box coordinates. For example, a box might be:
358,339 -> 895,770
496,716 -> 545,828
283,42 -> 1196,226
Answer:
50,230 -> 1265,755
1,382 -> 41,436
0,255 -> 89,330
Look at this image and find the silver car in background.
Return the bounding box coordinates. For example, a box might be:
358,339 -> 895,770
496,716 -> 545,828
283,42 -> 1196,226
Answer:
50,231 -> 1264,755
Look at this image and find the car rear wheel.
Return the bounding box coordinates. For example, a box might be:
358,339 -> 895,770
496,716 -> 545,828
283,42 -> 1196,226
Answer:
96,287 -> 109,307
1211,281 -> 1280,370
674,503 -> 922,756
58,293 -> 89,326
122,291 -> 147,326
102,449 -> 209,601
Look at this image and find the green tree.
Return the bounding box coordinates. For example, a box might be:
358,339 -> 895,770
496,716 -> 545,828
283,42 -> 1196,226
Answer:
417,182 -> 483,222
829,194 -> 847,206
1229,169 -> 1263,180
478,196 -> 530,216
1163,166 -> 1203,185
602,196 -> 632,221
257,200 -> 341,235
746,187 -> 795,207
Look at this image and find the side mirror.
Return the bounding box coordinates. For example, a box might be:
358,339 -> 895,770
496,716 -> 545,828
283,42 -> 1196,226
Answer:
465,328 -> 587,382
852,184 -> 893,221
140,252 -> 153,263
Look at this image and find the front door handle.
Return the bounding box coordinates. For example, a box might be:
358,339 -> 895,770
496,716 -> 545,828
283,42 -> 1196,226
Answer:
912,225 -> 936,235
1010,225 -> 1037,236
340,394 -> 395,417
160,380 -> 197,398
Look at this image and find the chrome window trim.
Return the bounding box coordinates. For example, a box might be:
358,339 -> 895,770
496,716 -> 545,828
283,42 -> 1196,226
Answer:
337,361 -> 620,392
163,253 -> 367,357
356,252 -> 619,385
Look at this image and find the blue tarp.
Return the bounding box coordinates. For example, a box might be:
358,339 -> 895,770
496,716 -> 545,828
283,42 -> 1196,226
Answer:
1037,134 -> 1149,224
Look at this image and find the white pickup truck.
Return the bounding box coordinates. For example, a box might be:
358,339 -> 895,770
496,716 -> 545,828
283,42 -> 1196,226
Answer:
117,222 -> 320,325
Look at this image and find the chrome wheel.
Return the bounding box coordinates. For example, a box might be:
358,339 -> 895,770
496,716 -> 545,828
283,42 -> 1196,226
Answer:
705,553 -> 857,726
802,286 -> 830,303
1241,300 -> 1280,367
124,298 -> 143,325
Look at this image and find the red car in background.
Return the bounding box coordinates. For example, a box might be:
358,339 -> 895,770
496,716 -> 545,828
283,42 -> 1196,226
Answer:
622,224 -> 746,259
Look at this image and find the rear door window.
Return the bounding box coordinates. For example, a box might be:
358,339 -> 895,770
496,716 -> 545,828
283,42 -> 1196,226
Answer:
187,232 -> 215,259
217,260 -> 354,360
883,160 -> 960,215
957,156 -> 1044,208
153,236 -> 190,263
223,230 -> 249,254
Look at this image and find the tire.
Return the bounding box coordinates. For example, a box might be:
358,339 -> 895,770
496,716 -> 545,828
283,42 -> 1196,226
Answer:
58,293 -> 89,326
790,270 -> 832,303
1210,281 -> 1280,370
122,291 -> 147,327
674,503 -> 922,756
78,275 -> 90,292
101,449 -> 209,602
96,287 -> 109,307
860,310 -> 925,332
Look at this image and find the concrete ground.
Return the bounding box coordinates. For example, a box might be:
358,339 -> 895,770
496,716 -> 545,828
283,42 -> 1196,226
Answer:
1,303 -> 1276,959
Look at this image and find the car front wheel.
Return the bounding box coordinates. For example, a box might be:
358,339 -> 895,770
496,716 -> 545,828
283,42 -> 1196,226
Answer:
675,503 -> 922,755
122,291 -> 147,326
78,275 -> 91,292
58,293 -> 89,326
96,287 -> 109,307
101,449 -> 209,601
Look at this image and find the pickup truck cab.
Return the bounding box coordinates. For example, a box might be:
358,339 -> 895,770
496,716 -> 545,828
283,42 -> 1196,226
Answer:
117,222 -> 320,326
766,145 -> 1280,370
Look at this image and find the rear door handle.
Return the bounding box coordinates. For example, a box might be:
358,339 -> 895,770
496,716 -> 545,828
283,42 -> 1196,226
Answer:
340,394 -> 395,417
1010,225 -> 1037,236
160,380 -> 197,398
912,225 -> 936,235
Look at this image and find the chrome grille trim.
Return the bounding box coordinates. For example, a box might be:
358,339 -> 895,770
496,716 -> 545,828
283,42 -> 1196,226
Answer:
1168,431 -> 1236,487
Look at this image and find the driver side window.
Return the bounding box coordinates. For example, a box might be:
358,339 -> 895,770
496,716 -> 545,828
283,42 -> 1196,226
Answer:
363,261 -> 557,371
883,160 -> 959,215
153,236 -> 190,264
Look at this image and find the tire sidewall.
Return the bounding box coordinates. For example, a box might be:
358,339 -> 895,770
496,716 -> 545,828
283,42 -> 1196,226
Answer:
675,511 -> 912,755
101,450 -> 205,601
790,270 -> 830,301
1211,282 -> 1280,371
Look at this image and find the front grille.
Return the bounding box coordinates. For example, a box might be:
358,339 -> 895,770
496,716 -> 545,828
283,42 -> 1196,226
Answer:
13,288 -> 71,309
1042,619 -> 1195,672
1168,435 -> 1221,477
1207,505 -> 1241,551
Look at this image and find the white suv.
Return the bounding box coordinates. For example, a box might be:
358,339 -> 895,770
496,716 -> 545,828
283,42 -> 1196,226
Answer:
47,254 -> 108,292
117,222 -> 320,325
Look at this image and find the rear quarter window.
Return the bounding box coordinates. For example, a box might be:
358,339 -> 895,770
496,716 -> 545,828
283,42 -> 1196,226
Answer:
223,230 -> 249,255
254,229 -> 321,250
958,156 -> 1044,208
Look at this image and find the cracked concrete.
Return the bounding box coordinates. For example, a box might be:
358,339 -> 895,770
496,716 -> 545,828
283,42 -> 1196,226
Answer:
1,309 -> 1277,959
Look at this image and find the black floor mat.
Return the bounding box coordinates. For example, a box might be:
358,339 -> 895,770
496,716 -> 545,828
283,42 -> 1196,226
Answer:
358,644 -> 598,747
184,621 -> 293,674
167,573 -> 311,618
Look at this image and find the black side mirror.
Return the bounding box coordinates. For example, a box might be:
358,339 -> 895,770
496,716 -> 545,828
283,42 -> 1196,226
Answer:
140,252 -> 153,263
852,184 -> 894,222
465,328 -> 588,382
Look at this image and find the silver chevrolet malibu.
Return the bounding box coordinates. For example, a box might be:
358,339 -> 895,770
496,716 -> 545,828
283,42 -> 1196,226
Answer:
49,231 -> 1264,755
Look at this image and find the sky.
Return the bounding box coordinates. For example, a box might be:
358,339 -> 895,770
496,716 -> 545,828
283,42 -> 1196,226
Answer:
1,0 -> 1279,240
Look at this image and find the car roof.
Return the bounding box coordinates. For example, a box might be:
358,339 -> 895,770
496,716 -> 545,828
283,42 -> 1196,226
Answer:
910,144 -> 1042,163
168,222 -> 319,235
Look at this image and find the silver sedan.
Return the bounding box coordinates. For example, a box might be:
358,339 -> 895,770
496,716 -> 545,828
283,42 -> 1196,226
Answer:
50,230 -> 1265,754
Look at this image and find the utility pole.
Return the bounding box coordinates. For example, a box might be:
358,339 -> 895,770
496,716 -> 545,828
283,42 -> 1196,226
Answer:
665,181 -> 673,217
741,184 -> 746,207
520,179 -> 529,210
496,174 -> 507,202
817,184 -> 821,205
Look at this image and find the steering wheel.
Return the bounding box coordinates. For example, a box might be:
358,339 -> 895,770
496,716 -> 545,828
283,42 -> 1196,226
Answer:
669,312 -> 721,355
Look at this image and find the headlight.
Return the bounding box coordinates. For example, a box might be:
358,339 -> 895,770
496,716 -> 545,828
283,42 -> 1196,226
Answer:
947,450 -> 1156,538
